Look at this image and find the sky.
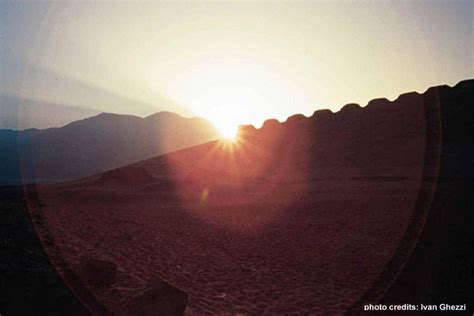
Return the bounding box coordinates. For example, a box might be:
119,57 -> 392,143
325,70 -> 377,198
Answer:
1,1 -> 473,132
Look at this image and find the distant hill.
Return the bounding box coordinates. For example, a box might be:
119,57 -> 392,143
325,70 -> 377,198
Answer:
0,111 -> 219,183
0,95 -> 100,130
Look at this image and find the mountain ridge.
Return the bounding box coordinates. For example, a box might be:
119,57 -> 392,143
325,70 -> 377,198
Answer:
1,78 -> 472,184
0,94 -> 100,130
238,78 -> 473,132
0,111 -> 219,183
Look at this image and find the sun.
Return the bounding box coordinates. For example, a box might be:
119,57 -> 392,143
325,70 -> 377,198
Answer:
214,120 -> 239,141
204,106 -> 243,141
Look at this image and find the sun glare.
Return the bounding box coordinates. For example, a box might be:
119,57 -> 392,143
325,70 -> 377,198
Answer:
204,106 -> 243,141
156,55 -> 311,136
213,119 -> 239,141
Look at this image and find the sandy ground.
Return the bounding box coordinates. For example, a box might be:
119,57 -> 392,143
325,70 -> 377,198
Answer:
34,169 -> 422,314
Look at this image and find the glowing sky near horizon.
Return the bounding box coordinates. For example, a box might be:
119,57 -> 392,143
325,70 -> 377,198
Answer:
1,1 -> 473,130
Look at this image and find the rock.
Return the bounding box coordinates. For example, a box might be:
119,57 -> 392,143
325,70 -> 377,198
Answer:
123,277 -> 188,316
75,258 -> 117,286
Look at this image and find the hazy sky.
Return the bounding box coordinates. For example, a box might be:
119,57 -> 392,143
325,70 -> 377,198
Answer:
1,1 -> 473,131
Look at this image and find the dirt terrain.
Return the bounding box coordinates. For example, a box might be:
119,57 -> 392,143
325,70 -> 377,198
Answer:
33,122 -> 426,315
36,171 -> 422,314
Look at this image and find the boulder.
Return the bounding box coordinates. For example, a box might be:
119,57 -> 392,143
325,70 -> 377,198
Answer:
123,277 -> 188,316
75,258 -> 117,286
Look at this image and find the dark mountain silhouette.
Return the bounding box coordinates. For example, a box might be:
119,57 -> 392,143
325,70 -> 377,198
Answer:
0,111 -> 219,183
3,79 -> 473,314
0,95 -> 100,130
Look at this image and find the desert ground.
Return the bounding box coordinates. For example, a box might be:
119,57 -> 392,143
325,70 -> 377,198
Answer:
32,139 -> 425,314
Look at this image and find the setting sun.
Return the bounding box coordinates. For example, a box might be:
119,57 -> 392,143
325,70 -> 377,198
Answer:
216,123 -> 239,141
204,106 -> 243,141
206,110 -> 240,141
